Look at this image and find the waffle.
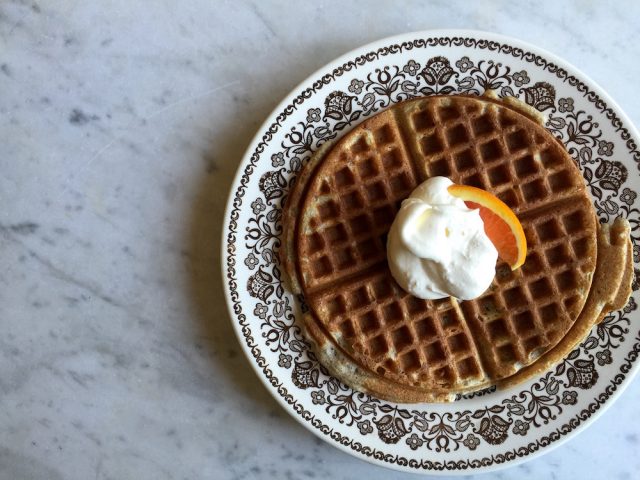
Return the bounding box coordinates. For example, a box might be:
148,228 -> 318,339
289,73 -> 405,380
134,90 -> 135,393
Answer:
499,218 -> 633,389
282,94 -> 629,402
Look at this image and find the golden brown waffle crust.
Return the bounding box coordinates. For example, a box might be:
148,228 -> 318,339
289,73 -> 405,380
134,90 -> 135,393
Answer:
280,140 -> 336,295
282,93 -> 632,403
498,218 -> 633,390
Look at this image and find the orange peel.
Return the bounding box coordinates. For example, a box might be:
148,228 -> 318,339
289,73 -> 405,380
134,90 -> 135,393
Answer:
448,184 -> 527,270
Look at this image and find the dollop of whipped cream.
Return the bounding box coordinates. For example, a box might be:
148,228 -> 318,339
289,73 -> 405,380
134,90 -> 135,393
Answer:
387,177 -> 498,300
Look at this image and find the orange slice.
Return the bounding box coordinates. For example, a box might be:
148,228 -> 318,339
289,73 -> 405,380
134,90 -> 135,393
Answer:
448,184 -> 527,270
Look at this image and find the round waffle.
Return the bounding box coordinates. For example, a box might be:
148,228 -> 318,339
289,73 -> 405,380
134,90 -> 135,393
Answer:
283,94 -> 622,402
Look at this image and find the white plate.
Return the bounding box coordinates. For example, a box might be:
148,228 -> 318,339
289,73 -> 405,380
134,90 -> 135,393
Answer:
221,30 -> 640,474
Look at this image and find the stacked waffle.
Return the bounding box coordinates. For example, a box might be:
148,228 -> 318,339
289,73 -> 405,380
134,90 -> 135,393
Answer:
282,94 -> 632,402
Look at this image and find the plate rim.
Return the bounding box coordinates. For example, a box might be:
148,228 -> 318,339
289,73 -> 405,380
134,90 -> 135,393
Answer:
221,28 -> 640,475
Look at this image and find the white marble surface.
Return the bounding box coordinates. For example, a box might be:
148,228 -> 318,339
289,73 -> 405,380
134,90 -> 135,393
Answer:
1,0 -> 639,478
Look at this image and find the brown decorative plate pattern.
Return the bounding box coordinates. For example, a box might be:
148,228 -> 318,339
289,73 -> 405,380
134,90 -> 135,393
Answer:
222,30 -> 640,474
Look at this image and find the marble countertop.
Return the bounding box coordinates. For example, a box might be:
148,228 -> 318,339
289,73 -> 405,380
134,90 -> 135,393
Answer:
2,1 -> 639,478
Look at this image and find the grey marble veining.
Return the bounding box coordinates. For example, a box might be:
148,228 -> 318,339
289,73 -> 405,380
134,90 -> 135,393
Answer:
1,0 -> 639,479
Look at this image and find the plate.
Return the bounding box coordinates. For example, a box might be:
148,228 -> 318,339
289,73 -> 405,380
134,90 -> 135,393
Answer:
222,30 -> 640,474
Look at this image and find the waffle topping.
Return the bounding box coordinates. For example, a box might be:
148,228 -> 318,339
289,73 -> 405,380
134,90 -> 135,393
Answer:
448,183 -> 528,269
387,176 -> 498,300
